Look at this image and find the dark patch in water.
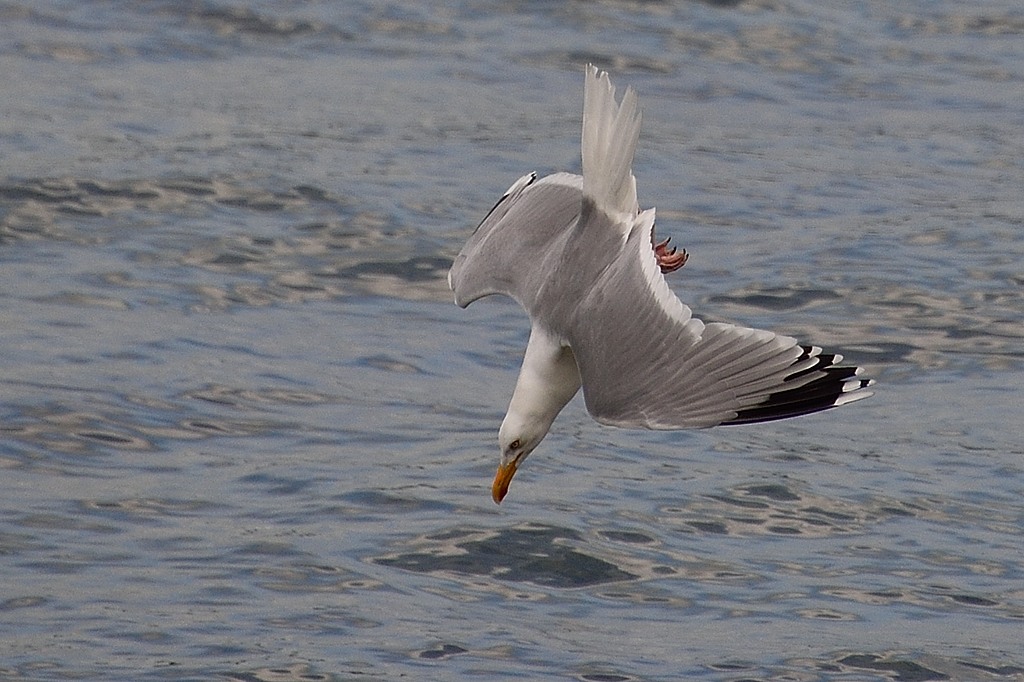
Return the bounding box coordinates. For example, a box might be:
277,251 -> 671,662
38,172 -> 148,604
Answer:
598,529 -> 655,544
741,483 -> 801,502
336,255 -> 450,283
580,673 -> 633,682
709,287 -> 841,311
376,524 -> 637,588
948,593 -> 998,607
417,643 -> 467,659
958,660 -> 1024,676
838,654 -> 949,681
686,520 -> 730,534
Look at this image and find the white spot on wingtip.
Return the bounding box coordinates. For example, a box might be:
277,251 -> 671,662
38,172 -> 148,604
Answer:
835,389 -> 873,406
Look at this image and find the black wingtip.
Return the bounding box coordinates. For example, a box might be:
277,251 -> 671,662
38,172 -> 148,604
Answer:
723,348 -> 874,426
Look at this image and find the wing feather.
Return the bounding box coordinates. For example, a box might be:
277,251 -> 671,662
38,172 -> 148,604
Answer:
448,173 -> 583,310
566,204 -> 873,429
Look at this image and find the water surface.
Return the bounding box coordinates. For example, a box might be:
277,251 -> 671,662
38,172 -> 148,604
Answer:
1,1 -> 1023,680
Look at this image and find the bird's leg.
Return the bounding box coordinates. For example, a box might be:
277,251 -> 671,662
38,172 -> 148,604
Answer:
653,234 -> 688,273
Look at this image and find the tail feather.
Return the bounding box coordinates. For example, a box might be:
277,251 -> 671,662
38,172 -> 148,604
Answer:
581,64 -> 641,223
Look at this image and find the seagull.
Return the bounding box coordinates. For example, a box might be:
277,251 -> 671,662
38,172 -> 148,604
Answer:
448,65 -> 873,504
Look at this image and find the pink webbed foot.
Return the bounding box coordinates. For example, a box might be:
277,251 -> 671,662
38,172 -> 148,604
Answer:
653,236 -> 688,274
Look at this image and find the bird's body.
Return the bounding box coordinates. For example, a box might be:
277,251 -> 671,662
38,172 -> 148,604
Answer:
449,66 -> 873,503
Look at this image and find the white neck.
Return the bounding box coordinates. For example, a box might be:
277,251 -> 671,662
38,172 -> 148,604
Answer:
503,326 -> 582,440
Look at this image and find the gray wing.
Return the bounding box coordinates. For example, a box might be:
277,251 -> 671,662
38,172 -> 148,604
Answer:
450,177 -> 873,429
448,173 -> 585,313
562,202 -> 873,429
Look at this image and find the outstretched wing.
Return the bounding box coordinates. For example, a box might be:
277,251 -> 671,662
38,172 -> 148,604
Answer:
564,201 -> 873,429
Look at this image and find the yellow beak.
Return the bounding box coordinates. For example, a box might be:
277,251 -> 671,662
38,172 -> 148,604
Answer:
491,460 -> 518,504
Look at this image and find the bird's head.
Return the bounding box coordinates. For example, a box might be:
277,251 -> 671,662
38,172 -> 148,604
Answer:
492,416 -> 547,504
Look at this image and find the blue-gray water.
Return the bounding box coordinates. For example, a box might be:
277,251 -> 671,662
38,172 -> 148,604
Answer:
2,2 -> 1023,680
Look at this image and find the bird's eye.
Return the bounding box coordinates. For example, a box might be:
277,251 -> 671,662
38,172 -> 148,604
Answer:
510,439 -> 521,450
